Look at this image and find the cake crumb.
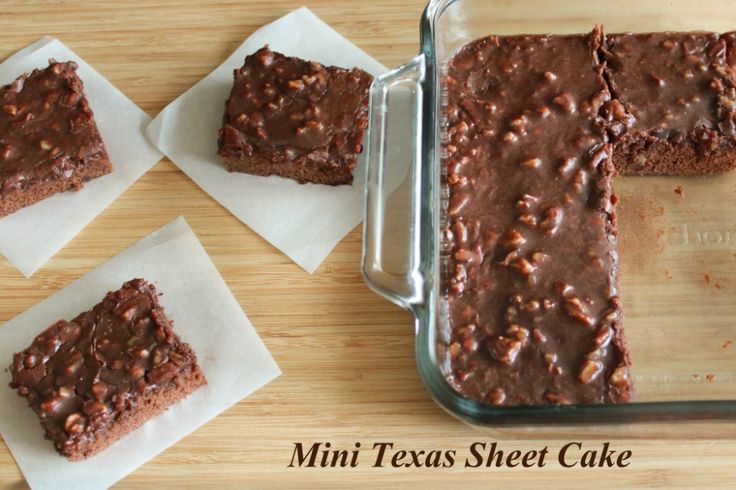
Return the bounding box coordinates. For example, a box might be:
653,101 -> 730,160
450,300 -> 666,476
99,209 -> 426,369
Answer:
715,282 -> 723,289
723,340 -> 733,349
674,185 -> 684,197
704,273 -> 711,284
692,374 -> 700,380
706,374 -> 715,382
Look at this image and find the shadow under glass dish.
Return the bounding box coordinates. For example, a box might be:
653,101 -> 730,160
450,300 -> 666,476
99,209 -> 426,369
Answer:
362,0 -> 736,436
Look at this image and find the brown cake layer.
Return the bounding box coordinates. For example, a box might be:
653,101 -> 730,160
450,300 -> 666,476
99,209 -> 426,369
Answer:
8,279 -> 206,461
602,31 -> 736,175
443,29 -> 632,406
217,46 -> 373,185
0,60 -> 112,217
443,27 -> 736,407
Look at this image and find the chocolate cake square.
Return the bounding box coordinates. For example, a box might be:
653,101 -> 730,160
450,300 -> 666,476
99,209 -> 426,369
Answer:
217,46 -> 373,185
0,60 -> 113,217
602,32 -> 736,175
8,279 -> 206,461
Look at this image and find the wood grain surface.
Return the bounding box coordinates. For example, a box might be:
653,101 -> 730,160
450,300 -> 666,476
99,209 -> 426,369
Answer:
0,1 -> 735,488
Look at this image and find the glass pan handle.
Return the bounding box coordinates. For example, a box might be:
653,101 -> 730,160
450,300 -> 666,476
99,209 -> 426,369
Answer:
362,54 -> 426,309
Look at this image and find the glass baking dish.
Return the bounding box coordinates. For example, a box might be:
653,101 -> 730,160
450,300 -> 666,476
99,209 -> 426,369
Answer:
362,0 -> 736,436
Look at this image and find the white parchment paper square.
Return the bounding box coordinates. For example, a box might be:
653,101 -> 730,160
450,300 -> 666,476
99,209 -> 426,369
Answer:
0,37 -> 164,277
146,7 -> 386,273
0,216 -> 281,490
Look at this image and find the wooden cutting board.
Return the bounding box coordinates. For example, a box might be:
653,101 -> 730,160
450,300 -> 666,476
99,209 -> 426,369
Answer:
0,1 -> 734,487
